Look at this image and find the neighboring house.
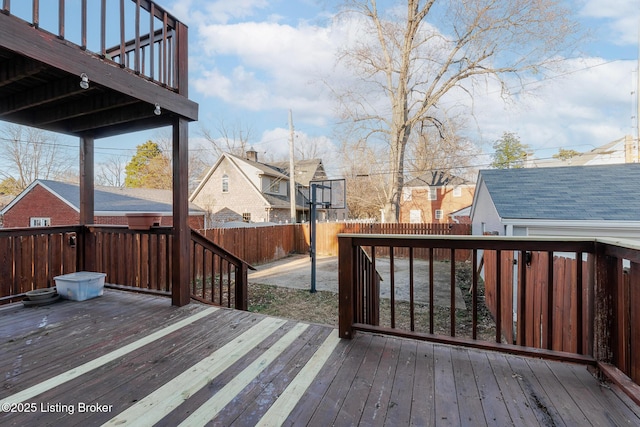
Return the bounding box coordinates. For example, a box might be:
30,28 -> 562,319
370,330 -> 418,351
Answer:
0,194 -> 14,227
525,135 -> 638,168
448,206 -> 471,224
190,149 -> 346,226
470,164 -> 640,239
399,171 -> 475,223
0,180 -> 205,229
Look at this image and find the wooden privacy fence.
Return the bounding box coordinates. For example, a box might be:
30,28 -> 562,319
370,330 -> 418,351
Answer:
483,250 -> 592,354
200,222 -> 471,265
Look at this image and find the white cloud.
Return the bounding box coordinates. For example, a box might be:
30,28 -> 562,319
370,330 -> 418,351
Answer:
466,57 -> 637,157
192,19 -> 351,125
580,0 -> 640,45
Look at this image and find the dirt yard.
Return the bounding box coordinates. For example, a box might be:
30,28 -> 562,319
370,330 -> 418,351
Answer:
247,255 -> 496,340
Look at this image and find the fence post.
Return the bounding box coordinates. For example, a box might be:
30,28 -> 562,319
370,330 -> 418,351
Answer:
338,235 -> 355,339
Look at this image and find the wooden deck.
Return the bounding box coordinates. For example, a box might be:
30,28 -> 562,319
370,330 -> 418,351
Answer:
1,291 -> 638,426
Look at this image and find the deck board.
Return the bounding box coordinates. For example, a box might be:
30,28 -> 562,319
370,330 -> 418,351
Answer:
1,290 -> 639,426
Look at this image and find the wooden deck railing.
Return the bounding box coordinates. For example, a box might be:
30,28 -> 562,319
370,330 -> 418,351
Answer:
1,0 -> 183,90
338,234 -> 640,398
0,226 -> 78,303
0,225 -> 252,310
190,229 -> 254,310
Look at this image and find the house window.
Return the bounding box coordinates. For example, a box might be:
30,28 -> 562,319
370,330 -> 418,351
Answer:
242,212 -> 251,223
428,188 -> 437,200
222,174 -> 229,193
453,187 -> 462,197
435,210 -> 443,220
30,217 -> 51,227
269,178 -> 280,193
409,210 -> 422,223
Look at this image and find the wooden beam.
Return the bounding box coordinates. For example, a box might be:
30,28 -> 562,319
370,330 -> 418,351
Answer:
0,56 -> 45,89
0,76 -> 86,116
171,117 -> 189,306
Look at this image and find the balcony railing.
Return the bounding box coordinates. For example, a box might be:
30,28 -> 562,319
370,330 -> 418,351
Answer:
0,225 -> 253,309
1,0 -> 183,90
338,234 -> 640,402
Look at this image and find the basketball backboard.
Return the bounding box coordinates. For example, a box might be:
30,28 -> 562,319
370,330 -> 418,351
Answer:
309,179 -> 346,209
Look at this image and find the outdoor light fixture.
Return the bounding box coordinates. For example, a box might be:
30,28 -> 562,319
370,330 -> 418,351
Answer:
154,103 -> 161,115
79,73 -> 89,89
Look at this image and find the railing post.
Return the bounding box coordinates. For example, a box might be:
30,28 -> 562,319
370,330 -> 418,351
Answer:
594,243 -> 616,363
235,263 -> 248,311
338,235 -> 355,339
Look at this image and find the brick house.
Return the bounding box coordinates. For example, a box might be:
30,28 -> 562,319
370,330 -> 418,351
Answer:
190,149 -> 343,226
0,179 -> 205,229
399,171 -> 475,224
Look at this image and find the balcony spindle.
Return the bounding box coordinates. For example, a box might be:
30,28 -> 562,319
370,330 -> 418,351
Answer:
472,249 -> 478,340
409,247 -> 415,331
450,247 -> 456,337
149,2 -> 154,80
119,0 -> 125,67
496,249 -> 502,343
390,247 -> 395,328
547,250 -> 554,350
429,247 -> 434,334
32,0 -> 38,28
58,0 -> 64,39
576,252 -> 583,354
81,0 -> 87,49
135,0 -> 141,73
100,0 -> 106,56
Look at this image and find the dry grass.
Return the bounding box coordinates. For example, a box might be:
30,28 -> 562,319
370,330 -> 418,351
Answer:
248,262 -> 496,341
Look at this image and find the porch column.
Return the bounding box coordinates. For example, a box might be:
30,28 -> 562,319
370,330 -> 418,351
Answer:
79,135 -> 95,271
172,117 -> 190,306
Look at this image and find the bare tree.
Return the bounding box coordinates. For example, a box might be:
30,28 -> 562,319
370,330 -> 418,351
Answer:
339,137 -> 388,220
0,124 -> 74,191
407,118 -> 480,182
96,155 -> 127,187
200,119 -> 254,158
335,0 -> 580,222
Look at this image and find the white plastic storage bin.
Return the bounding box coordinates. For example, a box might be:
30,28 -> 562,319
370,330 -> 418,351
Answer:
54,272 -> 106,301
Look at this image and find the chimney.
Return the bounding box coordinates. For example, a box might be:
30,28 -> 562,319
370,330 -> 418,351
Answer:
624,135 -> 636,163
246,147 -> 258,162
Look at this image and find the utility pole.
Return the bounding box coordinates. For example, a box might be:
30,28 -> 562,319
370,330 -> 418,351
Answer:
289,110 -> 296,223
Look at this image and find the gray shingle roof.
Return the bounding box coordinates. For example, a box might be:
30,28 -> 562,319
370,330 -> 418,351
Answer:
39,180 -> 203,213
479,164 -> 640,221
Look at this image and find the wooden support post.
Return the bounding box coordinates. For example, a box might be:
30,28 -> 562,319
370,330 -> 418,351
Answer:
338,235 -> 354,339
79,134 -> 95,271
172,117 -> 190,306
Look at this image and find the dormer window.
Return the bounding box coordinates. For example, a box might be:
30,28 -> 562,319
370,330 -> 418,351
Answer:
269,178 -> 280,193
